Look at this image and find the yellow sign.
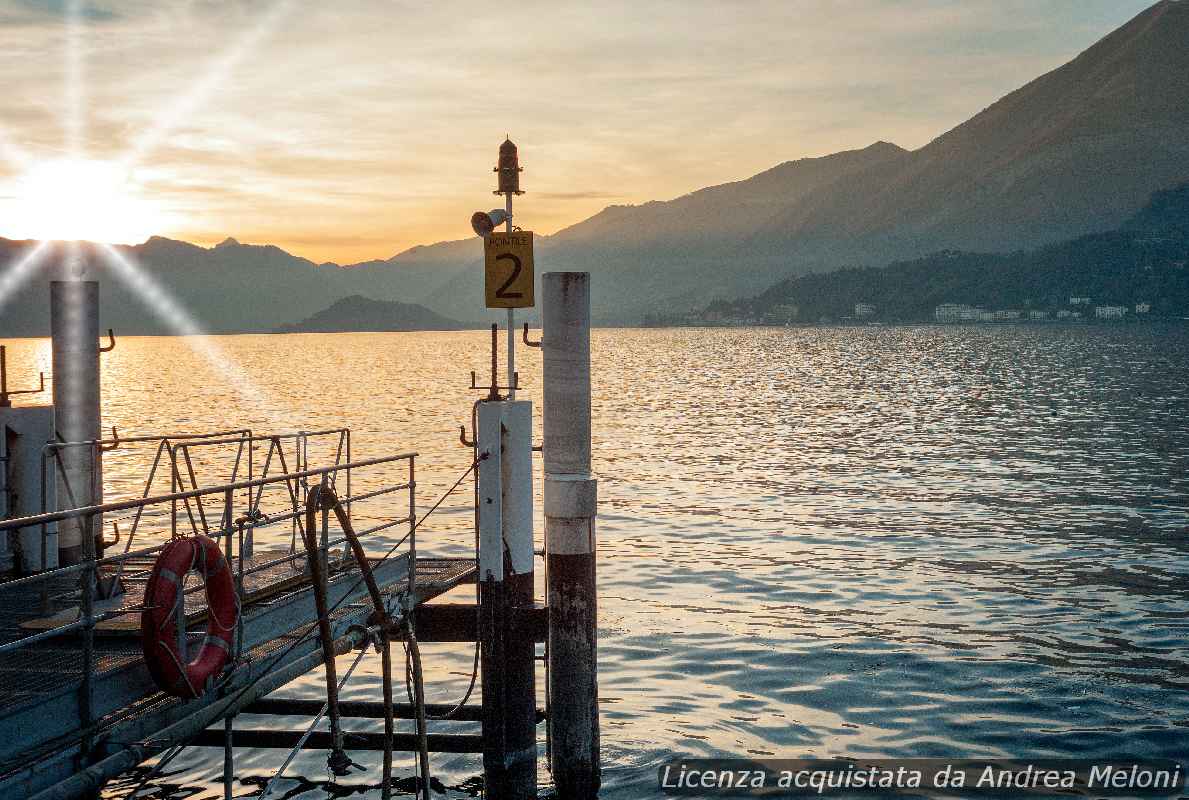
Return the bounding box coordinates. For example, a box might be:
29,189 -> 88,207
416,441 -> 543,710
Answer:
484,231 -> 535,309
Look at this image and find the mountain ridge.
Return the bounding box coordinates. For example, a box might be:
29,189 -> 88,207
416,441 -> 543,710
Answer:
1,2 -> 1186,333
275,294 -> 471,334
669,181 -> 1189,327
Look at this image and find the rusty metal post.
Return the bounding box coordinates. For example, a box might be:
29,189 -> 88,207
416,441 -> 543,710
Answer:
542,272 -> 600,798
50,280 -> 102,566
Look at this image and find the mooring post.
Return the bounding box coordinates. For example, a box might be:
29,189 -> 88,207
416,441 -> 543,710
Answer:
50,280 -> 103,566
477,399 -> 537,799
542,271 -> 600,798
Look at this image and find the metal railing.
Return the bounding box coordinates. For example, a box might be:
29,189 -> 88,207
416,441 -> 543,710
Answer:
0,444 -> 418,763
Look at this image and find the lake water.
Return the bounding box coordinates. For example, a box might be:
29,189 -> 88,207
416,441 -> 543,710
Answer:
4,324 -> 1189,798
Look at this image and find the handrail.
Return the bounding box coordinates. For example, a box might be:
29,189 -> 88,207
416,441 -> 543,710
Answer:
42,429 -> 252,452
0,452 -> 417,533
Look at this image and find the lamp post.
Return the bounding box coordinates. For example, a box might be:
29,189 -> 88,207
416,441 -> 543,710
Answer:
495,138 -> 523,398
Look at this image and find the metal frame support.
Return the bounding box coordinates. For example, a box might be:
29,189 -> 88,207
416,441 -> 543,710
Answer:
542,272 -> 601,798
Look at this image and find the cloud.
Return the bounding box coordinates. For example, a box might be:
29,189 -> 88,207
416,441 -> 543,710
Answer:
538,191 -> 622,201
0,0 -> 1159,262
2,0 -> 118,23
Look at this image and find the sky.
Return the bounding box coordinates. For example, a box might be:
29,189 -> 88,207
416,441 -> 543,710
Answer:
0,0 -> 1159,264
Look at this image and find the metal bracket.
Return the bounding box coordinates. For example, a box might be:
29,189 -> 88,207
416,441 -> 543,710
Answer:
99,426 -> 121,453
522,323 -> 541,348
0,345 -> 46,408
468,324 -> 520,401
100,329 -> 116,353
469,370 -> 520,396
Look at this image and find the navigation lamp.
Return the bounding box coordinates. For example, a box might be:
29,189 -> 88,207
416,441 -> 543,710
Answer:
495,137 -> 524,195
471,208 -> 510,237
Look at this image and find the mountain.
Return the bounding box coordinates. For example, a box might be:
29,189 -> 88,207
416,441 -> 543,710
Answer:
679,182 -> 1189,325
755,0 -> 1189,256
275,295 -> 470,333
417,142 -> 910,322
415,1 -> 1189,323
338,237 -> 480,310
0,237 -> 342,336
0,232 -> 493,336
1,2 -> 1186,333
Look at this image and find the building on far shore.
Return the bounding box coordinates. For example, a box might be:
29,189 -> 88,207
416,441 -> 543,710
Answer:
935,303 -> 982,323
1095,306 -> 1127,319
1136,302 -> 1151,314
854,303 -> 876,318
767,304 -> 800,325
1070,296 -> 1091,306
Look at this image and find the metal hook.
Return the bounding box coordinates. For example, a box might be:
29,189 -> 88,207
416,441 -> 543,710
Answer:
100,329 -> 116,353
104,521 -> 121,548
100,426 -> 120,452
522,323 -> 541,348
0,345 -> 46,407
459,425 -> 475,448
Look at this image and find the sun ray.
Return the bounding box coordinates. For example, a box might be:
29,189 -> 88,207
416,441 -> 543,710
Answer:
0,124 -> 32,172
97,244 -> 291,428
119,0 -> 296,171
65,0 -> 85,158
0,240 -> 51,318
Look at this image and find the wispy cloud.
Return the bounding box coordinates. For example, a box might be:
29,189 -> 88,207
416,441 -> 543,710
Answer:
1,0 -> 117,23
0,0 -> 1159,262
538,191 -> 622,201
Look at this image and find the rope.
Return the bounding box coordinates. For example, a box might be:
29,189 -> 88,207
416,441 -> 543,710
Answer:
381,633 -> 395,800
122,741 -> 186,799
223,456 -> 480,715
405,401 -> 483,720
259,645 -> 368,799
405,627 -> 432,800
123,458 -> 482,796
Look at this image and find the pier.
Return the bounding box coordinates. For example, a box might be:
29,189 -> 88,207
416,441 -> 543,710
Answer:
0,138 -> 601,800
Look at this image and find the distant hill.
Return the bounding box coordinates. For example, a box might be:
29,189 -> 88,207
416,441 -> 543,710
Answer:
275,295 -> 470,333
1,2 -> 1186,334
0,235 -> 489,337
680,183 -> 1189,325
418,141 -> 911,322
413,1 -> 1189,324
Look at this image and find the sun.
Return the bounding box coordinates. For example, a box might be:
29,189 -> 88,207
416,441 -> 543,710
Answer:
0,157 -> 166,244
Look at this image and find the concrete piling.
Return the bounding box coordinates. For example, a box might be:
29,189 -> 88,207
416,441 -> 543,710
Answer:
50,281 -> 103,566
542,272 -> 600,798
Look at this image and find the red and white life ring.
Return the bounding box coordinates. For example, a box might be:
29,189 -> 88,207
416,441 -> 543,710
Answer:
141,535 -> 239,698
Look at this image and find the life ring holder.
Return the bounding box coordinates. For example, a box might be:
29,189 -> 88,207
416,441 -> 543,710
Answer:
140,535 -> 239,699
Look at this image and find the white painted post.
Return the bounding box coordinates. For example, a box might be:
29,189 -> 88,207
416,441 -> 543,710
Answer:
0,407 -> 58,572
542,271 -> 600,798
50,280 -> 102,566
476,403 -> 503,584
477,400 -> 537,799
500,401 -> 534,579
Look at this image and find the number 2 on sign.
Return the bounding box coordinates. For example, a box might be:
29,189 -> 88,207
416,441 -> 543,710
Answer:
495,253 -> 523,299
484,231 -> 534,308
